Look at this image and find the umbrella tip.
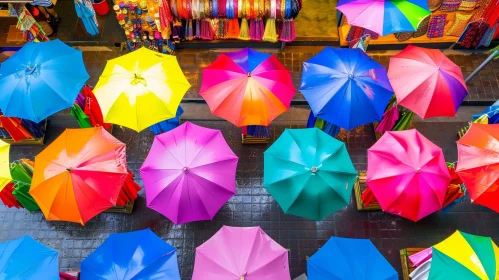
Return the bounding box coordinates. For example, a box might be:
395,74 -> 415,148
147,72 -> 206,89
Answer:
311,166 -> 318,173
248,72 -> 251,77
415,167 -> 421,173
66,167 -> 72,172
182,167 -> 190,174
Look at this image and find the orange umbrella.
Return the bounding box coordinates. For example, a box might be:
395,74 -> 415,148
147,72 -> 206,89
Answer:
30,127 -> 128,225
456,123 -> 499,212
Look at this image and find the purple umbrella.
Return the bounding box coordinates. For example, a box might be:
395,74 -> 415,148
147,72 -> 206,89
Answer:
140,122 -> 239,224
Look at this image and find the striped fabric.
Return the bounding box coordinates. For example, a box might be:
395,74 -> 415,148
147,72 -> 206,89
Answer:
33,0 -> 53,7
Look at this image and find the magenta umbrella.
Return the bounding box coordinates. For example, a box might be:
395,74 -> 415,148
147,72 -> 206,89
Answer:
140,122 -> 239,224
192,226 -> 291,280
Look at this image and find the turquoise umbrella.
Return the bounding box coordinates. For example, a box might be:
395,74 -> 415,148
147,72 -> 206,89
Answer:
264,128 -> 357,220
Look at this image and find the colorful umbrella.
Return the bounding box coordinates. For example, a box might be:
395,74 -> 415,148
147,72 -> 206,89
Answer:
456,123 -> 499,212
336,0 -> 431,36
367,129 -> 450,221
388,45 -> 468,119
30,127 -> 128,225
308,237 -> 398,280
0,235 -> 59,279
93,47 -> 190,132
300,47 -> 394,130
0,39 -> 89,122
192,226 -> 290,280
430,230 -> 499,279
264,128 -> 357,220
199,48 -> 295,127
140,122 -> 238,224
81,229 -> 180,280
0,140 -> 11,190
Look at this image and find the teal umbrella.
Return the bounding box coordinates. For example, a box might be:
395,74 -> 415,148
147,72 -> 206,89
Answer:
264,128 -> 357,220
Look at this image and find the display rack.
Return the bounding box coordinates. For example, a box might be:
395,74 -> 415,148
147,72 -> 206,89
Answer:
1,119 -> 48,146
104,200 -> 135,214
353,171 -> 381,211
400,248 -> 426,280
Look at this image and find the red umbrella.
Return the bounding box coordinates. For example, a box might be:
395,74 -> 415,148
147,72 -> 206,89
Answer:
388,45 -> 468,118
456,123 -> 499,212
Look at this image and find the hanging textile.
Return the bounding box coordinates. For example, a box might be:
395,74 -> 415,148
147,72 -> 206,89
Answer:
10,160 -> 39,212
149,106 -> 184,135
0,114 -> 34,142
81,86 -> 111,130
75,0 -> 99,36
116,169 -> 142,207
71,104 -> 93,128
246,125 -> 271,138
8,4 -> 48,42
460,20 -> 489,48
20,120 -> 45,139
375,106 -> 399,134
0,182 -> 23,209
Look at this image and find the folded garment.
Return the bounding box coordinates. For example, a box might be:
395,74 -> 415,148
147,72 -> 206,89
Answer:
409,247 -> 432,267
0,182 -> 23,208
409,258 -> 431,280
361,187 -> 377,207
116,170 -> 142,207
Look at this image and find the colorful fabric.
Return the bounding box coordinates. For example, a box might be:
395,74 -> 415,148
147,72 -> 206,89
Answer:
460,21 -> 489,48
115,170 -> 142,207
71,104 -> 93,128
81,86 -> 111,130
10,160 -> 39,212
447,13 -> 473,36
346,25 -> 365,46
427,14 -> 447,38
440,0 -> 462,11
0,182 -> 23,208
413,15 -> 430,37
395,31 -> 414,41
428,0 -> 443,11
477,23 -> 497,48
363,28 -> 379,39
458,0 -> 480,10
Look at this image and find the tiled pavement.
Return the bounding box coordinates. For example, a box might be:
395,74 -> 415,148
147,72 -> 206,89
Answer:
2,106 -> 499,279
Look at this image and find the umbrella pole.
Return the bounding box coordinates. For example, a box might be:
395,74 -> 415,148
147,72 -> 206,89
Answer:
465,49 -> 499,84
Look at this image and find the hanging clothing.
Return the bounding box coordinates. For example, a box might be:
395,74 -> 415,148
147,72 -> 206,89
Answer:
0,115 -> 34,142
0,182 -> 23,209
81,86 -> 111,130
116,169 -> 142,207
460,21 -> 489,48
20,119 -> 45,139
75,0 -> 99,36
10,160 -> 39,212
71,104 -> 93,128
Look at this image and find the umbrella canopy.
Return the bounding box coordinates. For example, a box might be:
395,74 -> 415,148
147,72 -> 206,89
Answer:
0,39 -> 89,122
140,122 -> 238,224
192,226 -> 290,280
299,47 -> 394,130
336,0 -> 431,36
456,123 -> 499,212
388,45 -> 468,119
30,127 -> 128,225
0,235 -> 59,279
93,47 -> 190,132
0,140 -> 11,190
81,229 -> 180,280
308,237 -> 398,280
199,48 -> 295,127
367,129 -> 450,221
430,230 -> 499,279
264,128 -> 357,220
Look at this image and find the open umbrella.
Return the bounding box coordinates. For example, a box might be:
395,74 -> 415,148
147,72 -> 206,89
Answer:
81,229 -> 180,280
192,226 -> 290,280
308,237 -> 398,280
264,128 -> 357,220
336,0 -> 431,36
140,122 -> 238,224
0,235 -> 59,279
300,47 -> 394,130
456,123 -> 499,212
0,39 -> 89,122
30,127 -> 128,225
367,129 -> 450,221
430,230 -> 499,279
388,45 -> 468,119
93,47 -> 190,132
0,140 -> 11,189
199,48 -> 295,127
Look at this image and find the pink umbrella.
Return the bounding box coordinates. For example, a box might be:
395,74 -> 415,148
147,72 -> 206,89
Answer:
366,129 -> 450,221
192,226 -> 291,280
139,122 -> 239,224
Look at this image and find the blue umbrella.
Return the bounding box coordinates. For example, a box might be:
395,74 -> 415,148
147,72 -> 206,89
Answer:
81,229 -> 180,280
0,39 -> 89,122
308,237 -> 397,280
472,105 -> 499,124
299,47 -> 394,130
0,235 -> 59,279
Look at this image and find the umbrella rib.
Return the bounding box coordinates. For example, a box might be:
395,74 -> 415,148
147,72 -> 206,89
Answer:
10,252 -> 58,279
266,150 -> 308,169
120,232 -> 150,279
246,251 -> 288,275
190,158 -> 237,170
196,249 -> 239,277
187,174 -> 216,218
0,240 -> 23,272
419,172 -> 446,206
185,132 -> 218,167
155,137 -> 185,167
331,238 -> 357,279
369,149 -> 414,169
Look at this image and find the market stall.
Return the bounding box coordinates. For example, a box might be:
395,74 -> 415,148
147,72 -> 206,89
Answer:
338,0 -> 499,48
113,0 -> 303,52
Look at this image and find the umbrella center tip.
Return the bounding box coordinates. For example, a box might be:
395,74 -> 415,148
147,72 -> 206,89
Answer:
66,167 -> 72,172
311,166 -> 318,173
247,72 -> 251,77
348,74 -> 354,79
415,167 -> 421,173
182,167 -> 190,174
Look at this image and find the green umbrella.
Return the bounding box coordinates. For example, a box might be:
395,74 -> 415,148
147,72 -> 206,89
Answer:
264,128 -> 357,220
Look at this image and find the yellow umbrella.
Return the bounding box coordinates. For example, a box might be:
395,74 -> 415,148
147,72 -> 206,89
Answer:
93,47 -> 191,132
0,140 -> 11,190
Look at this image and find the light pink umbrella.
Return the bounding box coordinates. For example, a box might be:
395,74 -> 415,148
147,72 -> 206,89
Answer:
139,122 -> 238,224
366,129 -> 450,221
192,226 -> 291,280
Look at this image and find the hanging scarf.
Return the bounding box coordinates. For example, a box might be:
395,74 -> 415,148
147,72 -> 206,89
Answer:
185,19 -> 194,40
263,18 -> 277,42
249,19 -> 264,40
226,18 -> 240,38
239,17 -> 250,39
279,19 -> 295,42
195,19 -> 201,38
159,0 -> 173,30
270,0 -> 276,18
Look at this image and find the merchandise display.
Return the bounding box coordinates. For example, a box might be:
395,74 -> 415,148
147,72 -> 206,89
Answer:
113,0 -> 302,51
